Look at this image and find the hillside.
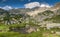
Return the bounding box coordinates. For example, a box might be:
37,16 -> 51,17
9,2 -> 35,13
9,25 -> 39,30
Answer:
0,2 -> 60,37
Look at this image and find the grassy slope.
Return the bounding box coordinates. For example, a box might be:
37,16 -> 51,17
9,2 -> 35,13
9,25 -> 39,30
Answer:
0,24 -> 59,37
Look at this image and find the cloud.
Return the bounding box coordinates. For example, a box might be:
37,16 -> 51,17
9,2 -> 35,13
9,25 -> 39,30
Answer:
0,5 -> 13,10
0,7 -> 2,8
40,4 -> 52,8
24,2 -> 40,9
24,2 -> 52,9
14,8 -> 18,9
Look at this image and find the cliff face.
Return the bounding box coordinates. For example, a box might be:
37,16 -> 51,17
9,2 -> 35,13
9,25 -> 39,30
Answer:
25,3 -> 60,17
54,2 -> 60,8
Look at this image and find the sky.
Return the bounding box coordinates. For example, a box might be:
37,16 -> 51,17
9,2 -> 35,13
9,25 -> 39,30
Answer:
0,0 -> 60,10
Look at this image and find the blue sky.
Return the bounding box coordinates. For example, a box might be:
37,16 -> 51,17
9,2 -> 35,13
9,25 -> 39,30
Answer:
0,0 -> 60,8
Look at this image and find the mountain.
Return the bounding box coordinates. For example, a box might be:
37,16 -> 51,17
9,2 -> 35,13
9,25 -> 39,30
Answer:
26,7 -> 50,17
44,15 -> 60,23
26,2 -> 60,17
34,10 -> 54,22
0,2 -> 60,18
0,6 -> 13,10
9,8 -> 33,14
0,8 -> 7,15
54,2 -> 60,8
0,2 -> 60,25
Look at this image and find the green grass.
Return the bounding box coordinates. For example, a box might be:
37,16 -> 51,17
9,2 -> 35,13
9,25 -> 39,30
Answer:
0,30 -> 59,37
0,32 -> 21,37
0,23 -> 60,37
0,31 -> 43,37
0,25 -> 9,32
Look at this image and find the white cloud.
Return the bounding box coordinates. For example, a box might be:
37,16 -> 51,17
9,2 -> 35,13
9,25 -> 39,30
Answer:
24,2 -> 40,9
24,2 -> 52,9
40,4 -> 52,8
0,7 -> 2,8
14,8 -> 18,9
0,5 -> 13,10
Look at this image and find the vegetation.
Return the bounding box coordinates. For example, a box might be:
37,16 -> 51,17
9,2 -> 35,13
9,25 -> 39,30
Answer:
38,10 -> 54,16
44,15 -> 60,23
0,7 -> 60,37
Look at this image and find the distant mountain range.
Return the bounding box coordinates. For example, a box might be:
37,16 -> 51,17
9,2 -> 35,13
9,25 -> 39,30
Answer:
0,2 -> 60,17
0,2 -> 60,25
